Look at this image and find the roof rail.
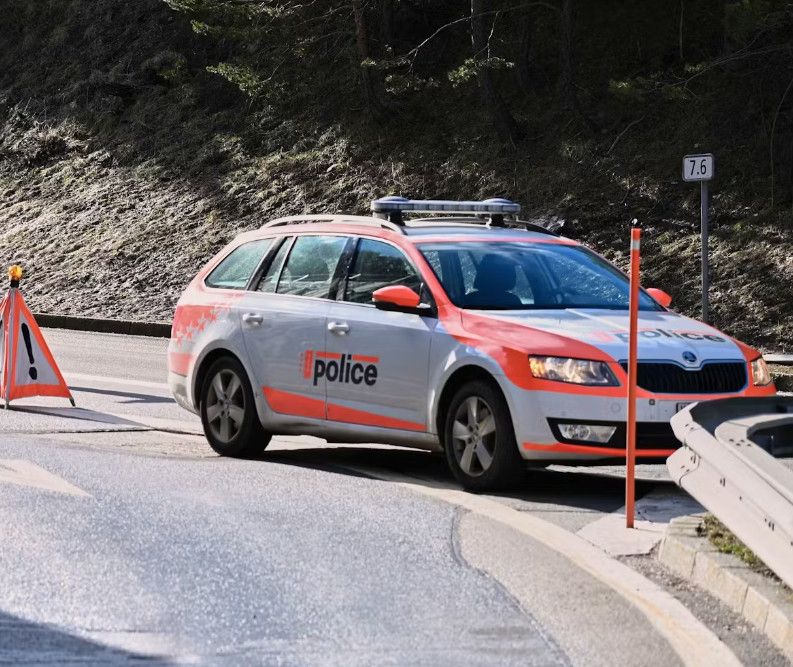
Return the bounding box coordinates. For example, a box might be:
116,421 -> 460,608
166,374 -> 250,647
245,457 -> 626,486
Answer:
371,196 -> 521,226
261,214 -> 404,234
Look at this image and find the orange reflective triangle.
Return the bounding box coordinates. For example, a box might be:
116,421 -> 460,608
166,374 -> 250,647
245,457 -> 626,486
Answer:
0,293 -> 9,398
1,289 -> 73,405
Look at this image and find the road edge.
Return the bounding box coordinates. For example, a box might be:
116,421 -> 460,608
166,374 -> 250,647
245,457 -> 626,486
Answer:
35,314 -> 171,338
658,514 -> 793,660
352,469 -> 743,667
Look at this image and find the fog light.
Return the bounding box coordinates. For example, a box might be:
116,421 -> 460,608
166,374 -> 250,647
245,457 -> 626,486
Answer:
558,423 -> 617,443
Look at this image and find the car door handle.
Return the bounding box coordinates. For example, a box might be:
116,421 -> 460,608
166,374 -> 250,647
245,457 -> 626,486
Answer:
328,321 -> 350,335
242,313 -> 264,326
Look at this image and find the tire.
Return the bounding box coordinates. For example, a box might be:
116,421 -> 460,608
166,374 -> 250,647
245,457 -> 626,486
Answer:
443,379 -> 524,492
199,356 -> 271,458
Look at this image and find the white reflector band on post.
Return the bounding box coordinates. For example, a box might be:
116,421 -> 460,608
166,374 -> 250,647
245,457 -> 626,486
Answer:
371,197 -> 521,216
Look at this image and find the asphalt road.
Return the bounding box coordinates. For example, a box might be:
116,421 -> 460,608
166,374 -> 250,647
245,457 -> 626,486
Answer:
0,329 -> 786,666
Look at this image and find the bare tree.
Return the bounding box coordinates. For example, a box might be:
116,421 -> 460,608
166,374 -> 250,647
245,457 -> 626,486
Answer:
470,0 -> 522,143
352,0 -> 388,119
380,0 -> 395,51
559,0 -> 598,132
516,10 -> 535,95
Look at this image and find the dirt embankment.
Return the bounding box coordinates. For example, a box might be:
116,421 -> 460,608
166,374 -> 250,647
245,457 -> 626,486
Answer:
1,1 -> 792,351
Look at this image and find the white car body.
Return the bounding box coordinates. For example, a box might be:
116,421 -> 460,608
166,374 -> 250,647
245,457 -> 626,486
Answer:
168,209 -> 775,468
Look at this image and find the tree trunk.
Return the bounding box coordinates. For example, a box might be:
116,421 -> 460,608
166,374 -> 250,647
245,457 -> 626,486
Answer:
380,0 -> 394,53
470,0 -> 521,143
352,0 -> 387,119
559,0 -> 598,132
678,0 -> 685,63
516,11 -> 534,95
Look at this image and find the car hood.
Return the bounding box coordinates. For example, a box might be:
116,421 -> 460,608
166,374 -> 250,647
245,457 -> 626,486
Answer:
463,308 -> 749,365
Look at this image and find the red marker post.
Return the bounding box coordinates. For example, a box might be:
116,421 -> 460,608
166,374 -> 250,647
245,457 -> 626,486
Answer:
626,221 -> 641,529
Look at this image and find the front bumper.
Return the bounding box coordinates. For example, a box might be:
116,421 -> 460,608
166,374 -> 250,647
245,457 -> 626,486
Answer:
512,389 -> 725,462
547,417 -> 675,451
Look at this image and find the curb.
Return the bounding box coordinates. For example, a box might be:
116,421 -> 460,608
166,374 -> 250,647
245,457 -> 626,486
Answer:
35,313 -> 171,338
658,515 -> 793,659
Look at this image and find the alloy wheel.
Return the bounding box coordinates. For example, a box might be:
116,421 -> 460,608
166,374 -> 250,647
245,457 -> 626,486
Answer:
205,369 -> 246,443
451,396 -> 497,477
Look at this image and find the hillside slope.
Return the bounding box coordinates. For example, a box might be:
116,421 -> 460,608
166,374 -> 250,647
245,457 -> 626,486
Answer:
0,0 -> 791,351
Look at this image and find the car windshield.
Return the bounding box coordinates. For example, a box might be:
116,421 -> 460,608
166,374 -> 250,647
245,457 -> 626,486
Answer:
419,241 -> 662,311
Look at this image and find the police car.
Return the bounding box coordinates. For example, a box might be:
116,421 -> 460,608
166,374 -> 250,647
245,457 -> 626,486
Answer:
168,198 -> 775,490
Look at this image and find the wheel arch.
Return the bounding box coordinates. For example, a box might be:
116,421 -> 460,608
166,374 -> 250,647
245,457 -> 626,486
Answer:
434,365 -> 513,438
192,347 -> 248,407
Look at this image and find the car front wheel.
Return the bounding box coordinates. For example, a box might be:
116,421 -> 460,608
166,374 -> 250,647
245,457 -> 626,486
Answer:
443,380 -> 523,492
199,357 -> 271,458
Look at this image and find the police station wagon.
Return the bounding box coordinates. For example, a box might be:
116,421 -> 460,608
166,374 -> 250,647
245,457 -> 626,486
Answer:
168,198 -> 775,491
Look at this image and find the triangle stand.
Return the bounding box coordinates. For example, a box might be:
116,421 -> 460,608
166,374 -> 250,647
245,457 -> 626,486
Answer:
1,270 -> 74,409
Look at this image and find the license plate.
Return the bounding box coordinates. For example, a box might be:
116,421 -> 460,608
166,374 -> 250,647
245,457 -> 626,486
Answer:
676,402 -> 693,413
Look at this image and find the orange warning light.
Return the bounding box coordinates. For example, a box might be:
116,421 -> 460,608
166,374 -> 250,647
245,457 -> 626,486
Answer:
8,265 -> 23,282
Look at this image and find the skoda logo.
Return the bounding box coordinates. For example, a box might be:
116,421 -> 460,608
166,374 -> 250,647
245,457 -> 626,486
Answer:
682,351 -> 697,364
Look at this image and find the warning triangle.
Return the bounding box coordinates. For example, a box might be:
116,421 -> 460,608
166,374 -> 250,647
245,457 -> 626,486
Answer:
0,289 -> 74,407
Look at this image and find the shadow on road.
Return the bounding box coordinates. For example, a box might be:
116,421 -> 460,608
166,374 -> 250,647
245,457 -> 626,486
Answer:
69,385 -> 175,405
0,610 -> 175,665
260,445 -> 662,514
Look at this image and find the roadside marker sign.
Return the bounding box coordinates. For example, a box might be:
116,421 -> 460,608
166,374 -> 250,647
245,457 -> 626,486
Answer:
682,153 -> 714,323
0,266 -> 74,409
682,154 -> 714,182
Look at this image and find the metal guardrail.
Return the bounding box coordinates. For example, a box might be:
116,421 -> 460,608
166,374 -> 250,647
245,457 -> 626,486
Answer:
668,397 -> 793,589
765,354 -> 793,366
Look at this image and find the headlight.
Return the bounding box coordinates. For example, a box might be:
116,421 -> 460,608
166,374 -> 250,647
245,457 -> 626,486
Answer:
751,357 -> 772,386
529,356 -> 619,386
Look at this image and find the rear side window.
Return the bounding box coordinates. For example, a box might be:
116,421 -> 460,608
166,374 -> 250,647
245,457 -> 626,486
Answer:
344,239 -> 422,304
205,239 -> 273,290
276,235 -> 348,299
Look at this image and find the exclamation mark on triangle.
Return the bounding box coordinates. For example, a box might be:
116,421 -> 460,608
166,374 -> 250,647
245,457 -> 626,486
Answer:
20,323 -> 37,380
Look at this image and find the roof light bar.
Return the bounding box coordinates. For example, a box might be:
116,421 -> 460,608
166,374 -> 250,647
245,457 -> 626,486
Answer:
371,196 -> 521,216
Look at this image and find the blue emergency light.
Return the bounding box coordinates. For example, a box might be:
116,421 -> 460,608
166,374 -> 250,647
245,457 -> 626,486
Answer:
371,196 -> 521,220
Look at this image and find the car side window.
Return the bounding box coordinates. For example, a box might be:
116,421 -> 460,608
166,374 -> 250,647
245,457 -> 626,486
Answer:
421,248 -> 464,303
344,239 -> 422,304
205,239 -> 273,290
276,235 -> 348,299
257,237 -> 292,293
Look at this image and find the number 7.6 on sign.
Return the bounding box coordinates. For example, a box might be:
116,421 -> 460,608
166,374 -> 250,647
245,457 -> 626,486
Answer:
682,153 -> 714,182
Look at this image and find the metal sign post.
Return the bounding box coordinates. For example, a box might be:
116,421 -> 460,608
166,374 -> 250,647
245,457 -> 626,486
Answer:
682,154 -> 714,323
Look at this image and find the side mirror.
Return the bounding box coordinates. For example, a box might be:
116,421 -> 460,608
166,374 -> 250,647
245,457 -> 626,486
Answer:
646,288 -> 672,308
373,285 -> 422,311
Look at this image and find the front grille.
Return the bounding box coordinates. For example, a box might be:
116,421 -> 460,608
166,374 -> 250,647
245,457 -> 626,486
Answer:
618,361 -> 747,394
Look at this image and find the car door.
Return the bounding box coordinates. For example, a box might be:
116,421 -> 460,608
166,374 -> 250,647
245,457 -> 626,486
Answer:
241,234 -> 351,422
324,237 -> 435,432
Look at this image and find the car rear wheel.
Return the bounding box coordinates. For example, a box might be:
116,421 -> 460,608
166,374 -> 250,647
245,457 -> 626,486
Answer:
200,357 -> 271,457
443,380 -> 523,492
